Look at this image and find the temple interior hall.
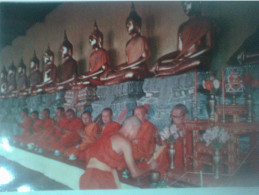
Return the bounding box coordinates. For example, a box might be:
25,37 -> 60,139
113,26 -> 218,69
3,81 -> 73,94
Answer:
0,1 -> 259,194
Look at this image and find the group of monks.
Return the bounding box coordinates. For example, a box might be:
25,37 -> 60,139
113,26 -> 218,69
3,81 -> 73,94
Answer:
1,1 -> 219,98
11,103 -> 191,189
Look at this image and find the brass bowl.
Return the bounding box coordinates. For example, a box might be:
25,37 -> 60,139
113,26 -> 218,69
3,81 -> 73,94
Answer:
149,171 -> 161,183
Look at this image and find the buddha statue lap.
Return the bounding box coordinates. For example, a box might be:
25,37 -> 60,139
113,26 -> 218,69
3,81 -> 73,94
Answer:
228,26 -> 259,66
29,51 -> 43,95
100,3 -> 151,86
56,31 -> 78,91
150,1 -> 218,77
7,62 -> 17,96
42,46 -> 57,93
77,21 -> 111,88
17,59 -> 29,96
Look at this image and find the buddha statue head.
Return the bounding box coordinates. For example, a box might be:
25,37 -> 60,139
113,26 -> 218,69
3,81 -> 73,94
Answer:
60,30 -> 73,59
0,66 -> 8,81
182,1 -> 201,17
18,59 -> 27,77
126,3 -> 142,35
43,45 -> 54,65
30,50 -> 40,73
8,61 -> 17,79
89,21 -> 103,49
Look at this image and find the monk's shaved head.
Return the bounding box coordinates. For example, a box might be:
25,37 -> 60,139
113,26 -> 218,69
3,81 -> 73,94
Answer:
122,116 -> 141,129
121,116 -> 141,141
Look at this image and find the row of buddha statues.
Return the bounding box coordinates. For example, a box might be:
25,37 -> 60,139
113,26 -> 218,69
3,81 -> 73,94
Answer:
1,2 -> 258,98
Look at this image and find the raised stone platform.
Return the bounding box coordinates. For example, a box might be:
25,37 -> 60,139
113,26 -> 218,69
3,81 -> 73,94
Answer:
92,81 -> 144,121
0,67 -> 258,135
138,72 -> 208,130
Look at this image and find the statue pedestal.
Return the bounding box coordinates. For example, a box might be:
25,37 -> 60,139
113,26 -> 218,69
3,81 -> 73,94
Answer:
64,86 -> 97,115
137,72 -> 207,130
92,81 -> 144,121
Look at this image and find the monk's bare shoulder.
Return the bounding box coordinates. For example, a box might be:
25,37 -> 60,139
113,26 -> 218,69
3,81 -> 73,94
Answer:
111,133 -> 131,152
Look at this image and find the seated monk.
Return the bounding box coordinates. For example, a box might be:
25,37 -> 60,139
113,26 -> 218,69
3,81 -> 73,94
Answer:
53,109 -> 84,154
228,25 -> 259,66
22,110 -> 39,143
52,107 -> 69,139
32,109 -> 56,151
150,1 -> 218,77
100,108 -> 121,136
77,21 -> 110,87
7,62 -> 17,95
16,59 -> 29,96
100,3 -> 151,86
56,31 -> 78,91
65,111 -> 101,160
79,116 -> 157,189
157,104 -> 191,170
29,51 -> 43,94
0,66 -> 8,96
12,108 -> 32,144
132,105 -> 157,162
23,111 -> 43,146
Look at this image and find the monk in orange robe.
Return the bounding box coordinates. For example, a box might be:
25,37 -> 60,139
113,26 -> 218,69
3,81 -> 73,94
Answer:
12,108 -> 33,144
158,104 -> 190,170
79,116 -> 157,189
132,105 -> 157,161
23,110 -> 41,144
100,108 -> 121,136
33,109 -> 56,150
52,107 -> 69,139
53,109 -> 84,154
65,111 -> 101,160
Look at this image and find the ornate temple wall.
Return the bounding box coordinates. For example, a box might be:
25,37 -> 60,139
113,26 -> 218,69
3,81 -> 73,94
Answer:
0,1 -> 259,75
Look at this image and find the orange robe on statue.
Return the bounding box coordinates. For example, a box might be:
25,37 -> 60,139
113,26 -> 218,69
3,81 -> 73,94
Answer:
132,120 -> 157,160
53,117 -> 84,152
88,48 -> 110,85
102,121 -> 121,136
12,116 -> 32,143
65,122 -> 101,159
80,134 -> 126,189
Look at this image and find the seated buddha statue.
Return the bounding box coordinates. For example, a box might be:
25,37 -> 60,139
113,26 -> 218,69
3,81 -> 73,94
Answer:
78,21 -> 111,87
150,1 -> 218,77
7,62 -> 17,94
228,25 -> 259,66
100,3 -> 151,85
42,46 -> 57,93
0,66 -> 8,96
56,31 -> 78,91
29,51 -> 43,94
17,59 -> 29,96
